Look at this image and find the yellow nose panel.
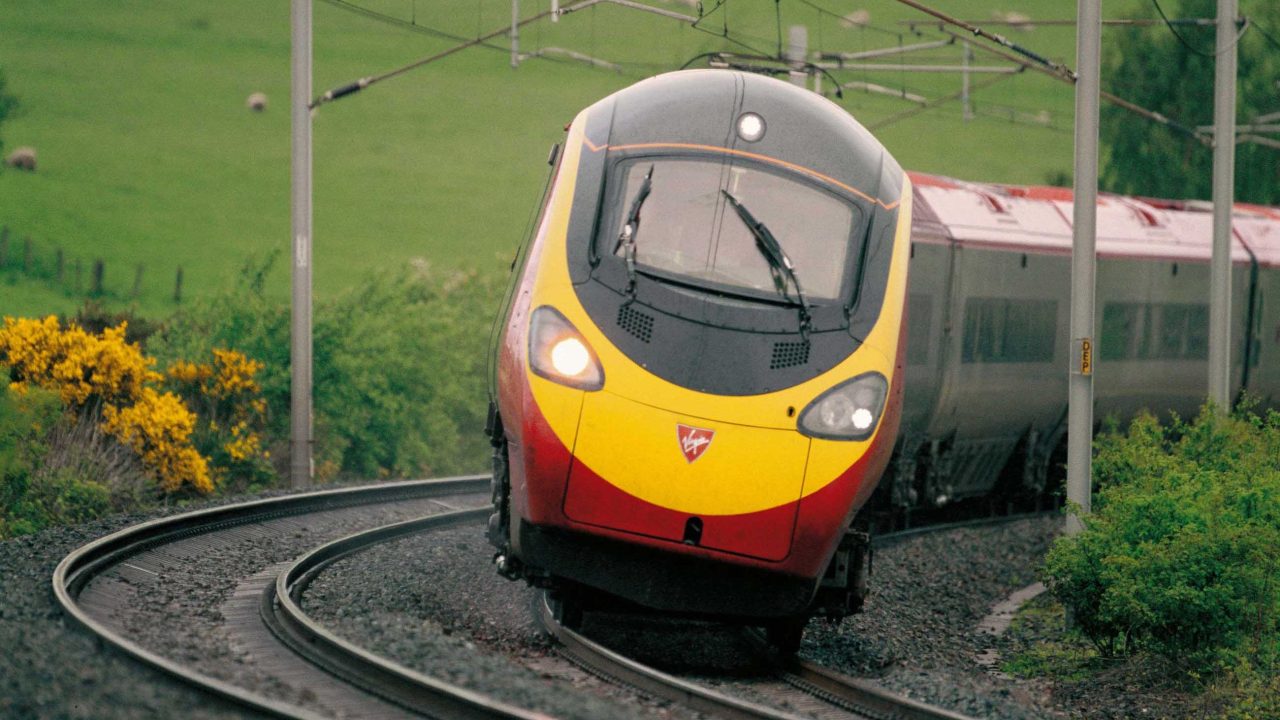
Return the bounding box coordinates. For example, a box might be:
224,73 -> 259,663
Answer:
567,390 -> 810,515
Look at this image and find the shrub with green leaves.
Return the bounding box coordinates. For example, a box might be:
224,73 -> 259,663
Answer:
1043,404 -> 1280,678
0,386 -> 120,537
149,254 -> 502,482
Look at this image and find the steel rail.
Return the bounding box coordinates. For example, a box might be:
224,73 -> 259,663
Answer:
873,509 -> 1059,548
536,510 -> 1051,720
535,592 -> 811,720
741,630 -> 975,720
266,507 -> 547,720
52,475 -> 488,719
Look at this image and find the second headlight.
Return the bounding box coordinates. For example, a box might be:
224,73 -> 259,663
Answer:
797,372 -> 888,440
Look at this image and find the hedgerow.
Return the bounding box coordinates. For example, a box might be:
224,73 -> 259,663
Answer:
1043,404 -> 1280,681
148,254 -> 500,482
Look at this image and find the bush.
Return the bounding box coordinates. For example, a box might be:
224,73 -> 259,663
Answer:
1043,404 -> 1280,678
0,315 -> 211,494
0,386 -> 117,537
149,254 -> 501,482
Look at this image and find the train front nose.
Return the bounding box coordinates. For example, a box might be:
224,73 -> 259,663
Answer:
562,390 -> 809,561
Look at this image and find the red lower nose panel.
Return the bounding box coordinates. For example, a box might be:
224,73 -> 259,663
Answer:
563,459 -> 803,561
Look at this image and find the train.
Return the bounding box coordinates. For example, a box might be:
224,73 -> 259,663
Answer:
891,173 -> 1280,512
485,68 -> 1280,651
486,69 -> 910,650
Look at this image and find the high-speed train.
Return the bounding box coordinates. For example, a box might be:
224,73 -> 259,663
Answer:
486,69 -> 911,650
485,68 -> 1280,650
888,174 -> 1280,512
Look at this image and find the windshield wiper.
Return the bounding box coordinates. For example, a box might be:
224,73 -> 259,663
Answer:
612,165 -> 654,301
721,190 -> 813,339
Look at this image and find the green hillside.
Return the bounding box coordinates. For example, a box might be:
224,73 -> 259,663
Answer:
0,0 -> 1129,316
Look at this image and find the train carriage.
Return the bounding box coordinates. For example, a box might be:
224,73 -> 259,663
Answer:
892,173 -> 1280,510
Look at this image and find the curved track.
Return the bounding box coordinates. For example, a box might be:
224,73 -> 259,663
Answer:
54,478 -> 1046,719
53,476 -> 539,720
537,593 -> 973,720
531,512 -> 1053,720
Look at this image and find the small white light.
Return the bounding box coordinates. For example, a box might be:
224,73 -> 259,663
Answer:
551,337 -> 590,377
851,407 -> 875,431
737,112 -> 766,142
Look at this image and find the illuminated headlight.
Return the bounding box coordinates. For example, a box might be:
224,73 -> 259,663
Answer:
797,372 -> 888,440
737,112 -> 766,142
529,306 -> 604,391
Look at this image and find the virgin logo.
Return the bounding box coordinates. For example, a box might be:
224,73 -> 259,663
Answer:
676,424 -> 715,463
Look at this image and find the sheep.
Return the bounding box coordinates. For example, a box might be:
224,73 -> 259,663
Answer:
246,92 -> 267,112
5,147 -> 35,172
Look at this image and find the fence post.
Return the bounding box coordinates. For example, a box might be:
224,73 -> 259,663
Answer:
56,249 -> 65,284
0,226 -> 8,268
174,266 -> 184,303
23,237 -> 32,274
92,259 -> 104,296
132,263 -> 144,299
75,258 -> 82,293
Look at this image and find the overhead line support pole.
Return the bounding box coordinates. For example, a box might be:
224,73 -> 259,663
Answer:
1067,0 -> 1101,535
511,0 -> 520,68
290,0 -> 314,488
1208,0 -> 1238,411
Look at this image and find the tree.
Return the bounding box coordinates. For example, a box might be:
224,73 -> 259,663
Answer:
0,70 -> 16,157
1101,0 -> 1280,205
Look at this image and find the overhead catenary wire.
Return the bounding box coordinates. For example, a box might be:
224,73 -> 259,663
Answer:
888,0 -> 1074,79
1251,19 -> 1280,50
311,4 -> 561,107
1149,0 -> 1250,57
933,26 -> 1208,144
865,70 -> 1020,130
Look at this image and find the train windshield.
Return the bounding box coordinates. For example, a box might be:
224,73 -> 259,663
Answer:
605,157 -> 861,303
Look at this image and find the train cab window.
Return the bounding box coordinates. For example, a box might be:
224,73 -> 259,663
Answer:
602,157 -> 863,303
961,298 -> 1057,364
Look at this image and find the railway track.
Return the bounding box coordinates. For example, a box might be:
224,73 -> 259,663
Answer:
53,475 -> 542,720
54,477 -> 1043,719
530,511 -> 1049,720
537,592 -> 974,720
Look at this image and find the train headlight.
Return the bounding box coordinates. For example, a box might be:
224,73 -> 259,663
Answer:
737,112 -> 766,142
797,372 -> 888,440
529,306 -> 604,391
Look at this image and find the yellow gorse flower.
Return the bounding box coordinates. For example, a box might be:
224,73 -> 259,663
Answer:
0,315 -> 213,494
102,388 -> 213,493
0,316 -> 159,407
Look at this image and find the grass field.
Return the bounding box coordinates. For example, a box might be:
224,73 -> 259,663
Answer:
0,0 -> 1153,317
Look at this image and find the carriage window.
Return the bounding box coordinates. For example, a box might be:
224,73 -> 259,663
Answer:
961,298 -> 1057,364
1100,302 -> 1208,361
604,157 -> 862,302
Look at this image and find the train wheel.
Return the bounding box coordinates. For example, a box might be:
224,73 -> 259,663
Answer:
765,617 -> 807,655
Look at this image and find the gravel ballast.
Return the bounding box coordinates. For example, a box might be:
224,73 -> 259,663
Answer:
304,514 -> 1067,720
3,489 -> 1065,720
0,512 -> 271,719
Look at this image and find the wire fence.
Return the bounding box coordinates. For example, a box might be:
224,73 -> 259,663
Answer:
0,225 -> 185,306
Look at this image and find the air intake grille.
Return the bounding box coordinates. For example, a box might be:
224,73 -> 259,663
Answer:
770,341 -> 810,369
617,304 -> 654,343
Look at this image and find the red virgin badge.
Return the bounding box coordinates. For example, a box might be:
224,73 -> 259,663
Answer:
676,424 -> 715,463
